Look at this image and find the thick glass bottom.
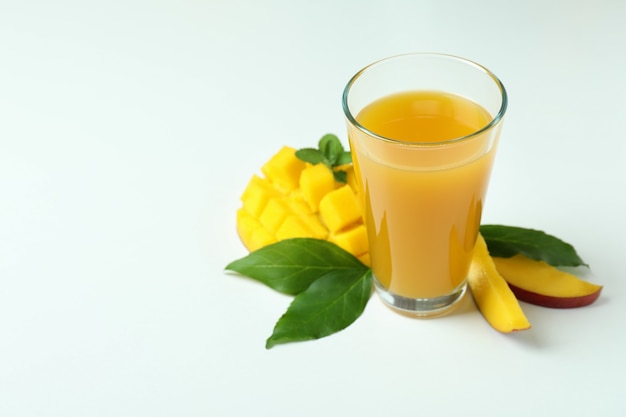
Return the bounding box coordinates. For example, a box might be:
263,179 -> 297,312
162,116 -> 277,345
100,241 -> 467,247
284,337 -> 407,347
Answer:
373,277 -> 468,318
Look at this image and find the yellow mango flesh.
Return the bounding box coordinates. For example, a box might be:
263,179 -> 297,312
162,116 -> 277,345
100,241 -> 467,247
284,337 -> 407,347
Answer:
492,255 -> 602,309
261,146 -> 307,193
467,234 -> 532,333
300,163 -> 335,212
319,185 -> 362,233
492,255 -> 601,297
237,147 -> 369,263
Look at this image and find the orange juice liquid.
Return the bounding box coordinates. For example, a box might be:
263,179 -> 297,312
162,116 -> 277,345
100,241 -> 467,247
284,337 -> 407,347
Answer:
351,91 -> 497,299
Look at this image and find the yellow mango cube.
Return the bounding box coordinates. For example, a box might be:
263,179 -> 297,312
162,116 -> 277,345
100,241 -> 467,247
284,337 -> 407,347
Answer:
330,224 -> 368,258
286,192 -> 313,216
261,146 -> 306,193
319,184 -> 362,233
236,208 -> 261,248
248,227 -> 277,252
299,214 -> 329,240
258,198 -> 290,233
241,175 -> 278,218
299,163 -> 335,212
276,215 -> 313,240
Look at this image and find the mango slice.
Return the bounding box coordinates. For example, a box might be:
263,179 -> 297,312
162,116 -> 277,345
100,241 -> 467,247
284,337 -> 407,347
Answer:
493,255 -> 603,308
237,146 -> 369,263
468,234 -> 532,333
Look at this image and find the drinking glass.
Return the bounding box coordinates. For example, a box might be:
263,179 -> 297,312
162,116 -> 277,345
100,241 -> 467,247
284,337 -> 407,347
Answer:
342,53 -> 507,317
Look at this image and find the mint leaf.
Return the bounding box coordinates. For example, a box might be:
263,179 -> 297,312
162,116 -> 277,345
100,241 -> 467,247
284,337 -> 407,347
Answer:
295,148 -> 327,165
319,134 -> 345,165
333,170 -> 347,183
266,268 -> 372,349
225,238 -> 367,296
335,151 -> 352,166
480,225 -> 587,267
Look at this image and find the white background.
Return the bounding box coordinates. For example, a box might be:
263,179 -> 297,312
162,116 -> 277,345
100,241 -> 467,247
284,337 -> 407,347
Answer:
2,1 -> 625,416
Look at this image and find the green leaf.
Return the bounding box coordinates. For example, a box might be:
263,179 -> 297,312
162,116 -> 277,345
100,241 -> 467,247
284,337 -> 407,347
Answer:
225,238 -> 368,295
333,170 -> 348,184
335,151 -> 352,166
319,134 -> 344,165
295,148 -> 327,165
266,269 -> 373,349
480,224 -> 587,267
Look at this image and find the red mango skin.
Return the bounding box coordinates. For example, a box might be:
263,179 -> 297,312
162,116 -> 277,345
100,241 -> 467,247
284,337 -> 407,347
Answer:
507,283 -> 602,309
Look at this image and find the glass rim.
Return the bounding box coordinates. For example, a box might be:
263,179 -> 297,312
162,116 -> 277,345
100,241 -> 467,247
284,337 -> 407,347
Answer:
341,52 -> 508,146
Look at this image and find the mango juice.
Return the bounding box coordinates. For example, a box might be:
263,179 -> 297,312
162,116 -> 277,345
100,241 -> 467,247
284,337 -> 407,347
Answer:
349,91 -> 498,299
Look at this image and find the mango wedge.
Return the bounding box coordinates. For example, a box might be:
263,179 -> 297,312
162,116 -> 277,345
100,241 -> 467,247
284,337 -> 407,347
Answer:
468,234 -> 531,333
493,255 -> 603,308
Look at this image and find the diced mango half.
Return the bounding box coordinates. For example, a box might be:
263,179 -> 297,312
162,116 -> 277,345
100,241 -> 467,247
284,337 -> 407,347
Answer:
237,146 -> 369,263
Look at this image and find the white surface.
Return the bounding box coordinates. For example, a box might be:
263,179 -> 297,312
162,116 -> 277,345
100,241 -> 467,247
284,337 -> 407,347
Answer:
1,1 -> 625,416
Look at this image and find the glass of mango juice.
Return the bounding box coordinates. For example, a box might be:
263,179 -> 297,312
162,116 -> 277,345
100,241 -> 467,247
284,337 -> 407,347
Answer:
343,53 -> 507,317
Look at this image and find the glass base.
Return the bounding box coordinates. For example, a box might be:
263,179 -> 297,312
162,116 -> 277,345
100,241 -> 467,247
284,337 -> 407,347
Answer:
374,277 -> 468,318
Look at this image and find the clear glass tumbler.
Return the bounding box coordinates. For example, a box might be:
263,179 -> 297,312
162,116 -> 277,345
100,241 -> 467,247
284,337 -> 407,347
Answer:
342,53 -> 507,317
